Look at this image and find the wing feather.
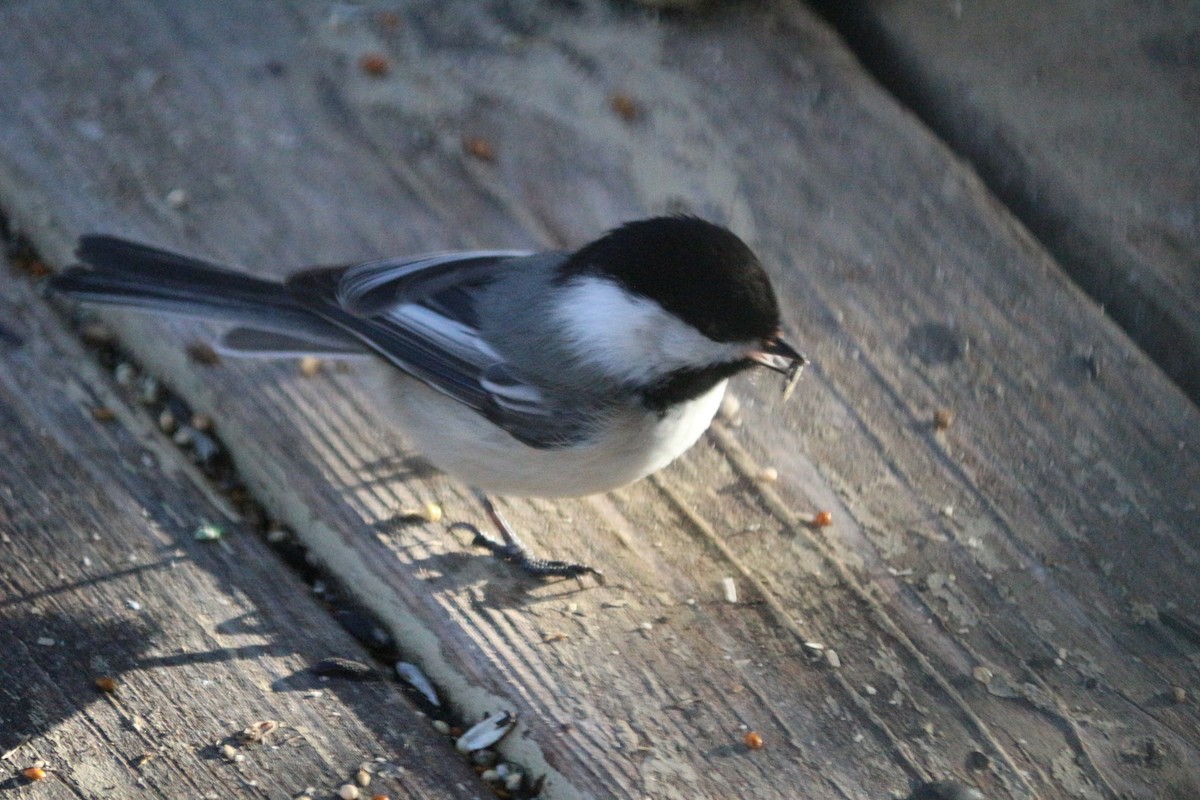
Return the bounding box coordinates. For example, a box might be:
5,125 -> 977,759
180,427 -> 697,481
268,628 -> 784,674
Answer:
286,253 -> 591,449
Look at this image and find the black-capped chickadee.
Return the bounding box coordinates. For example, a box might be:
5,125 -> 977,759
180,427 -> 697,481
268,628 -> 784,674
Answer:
50,216 -> 806,581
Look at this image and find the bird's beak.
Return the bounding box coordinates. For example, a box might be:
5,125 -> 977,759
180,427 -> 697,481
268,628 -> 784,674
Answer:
751,335 -> 808,401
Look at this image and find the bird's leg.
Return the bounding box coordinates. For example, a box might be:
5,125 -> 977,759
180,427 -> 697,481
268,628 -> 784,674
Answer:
462,489 -> 604,583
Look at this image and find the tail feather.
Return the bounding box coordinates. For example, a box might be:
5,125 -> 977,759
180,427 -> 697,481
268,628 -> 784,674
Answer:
49,235 -> 360,354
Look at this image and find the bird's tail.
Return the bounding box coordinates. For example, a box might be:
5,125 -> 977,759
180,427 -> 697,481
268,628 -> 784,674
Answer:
49,235 -> 361,355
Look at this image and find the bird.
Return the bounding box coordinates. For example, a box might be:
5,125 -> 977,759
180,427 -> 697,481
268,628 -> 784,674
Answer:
49,216 -> 806,581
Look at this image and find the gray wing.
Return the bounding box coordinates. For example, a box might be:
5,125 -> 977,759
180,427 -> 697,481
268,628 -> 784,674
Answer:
287,254 -> 595,449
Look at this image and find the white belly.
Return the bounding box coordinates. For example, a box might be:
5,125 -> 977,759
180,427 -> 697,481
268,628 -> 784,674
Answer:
364,367 -> 726,497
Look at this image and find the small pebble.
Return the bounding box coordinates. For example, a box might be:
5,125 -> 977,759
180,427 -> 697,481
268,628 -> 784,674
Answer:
165,188 -> 189,208
756,467 -> 778,483
338,785 -> 360,800
1171,686 -> 1187,704
933,408 -> 954,431
299,356 -> 322,376
355,768 -> 371,787
432,720 -> 451,735
825,649 -> 841,668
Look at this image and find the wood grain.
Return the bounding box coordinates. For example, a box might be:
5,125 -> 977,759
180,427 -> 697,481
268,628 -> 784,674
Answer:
816,0 -> 1200,403
0,261 -> 483,798
0,1 -> 1197,798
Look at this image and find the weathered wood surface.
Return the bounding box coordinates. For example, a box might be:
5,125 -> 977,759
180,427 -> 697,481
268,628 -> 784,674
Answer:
0,258 -> 482,798
1,1 -> 1198,798
817,0 -> 1200,404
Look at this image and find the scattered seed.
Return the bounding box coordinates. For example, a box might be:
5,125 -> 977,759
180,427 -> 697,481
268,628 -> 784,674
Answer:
814,510 -> 833,527
190,412 -> 213,431
299,356 -> 322,376
756,467 -> 778,483
185,342 -> 220,365
398,503 -> 443,523
503,771 -> 524,791
395,661 -> 440,706
165,188 -> 189,209
36,637 -> 56,646
220,744 -> 238,761
238,720 -> 279,744
933,408 -> 954,431
194,522 -> 224,542
1171,686 -> 1187,704
972,666 -> 993,684
82,322 -> 117,347
455,710 -> 516,753
157,410 -> 177,433
114,362 -> 137,385
22,767 -> 46,781
432,720 -> 451,735
139,376 -> 161,404
824,649 -> 841,668
908,781 -> 985,800
359,53 -> 390,77
609,91 -> 642,122
721,577 -> 738,604
355,768 -> 371,787
376,10 -> 401,31
462,135 -> 496,162
90,406 -> 116,422
311,657 -> 379,681
802,641 -> 825,659
95,676 -> 118,693
338,784 -> 360,800
719,392 -> 741,420
744,730 -> 764,749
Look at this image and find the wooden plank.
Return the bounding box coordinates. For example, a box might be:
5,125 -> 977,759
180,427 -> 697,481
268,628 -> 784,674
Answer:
0,261 -> 482,797
815,0 -> 1200,403
1,1 -> 1198,798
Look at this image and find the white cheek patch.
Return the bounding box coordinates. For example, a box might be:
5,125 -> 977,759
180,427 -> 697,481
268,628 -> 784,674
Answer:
553,277 -> 748,384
